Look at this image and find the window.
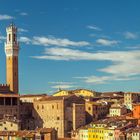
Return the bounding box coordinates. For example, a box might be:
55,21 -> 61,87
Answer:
42,105 -> 44,109
88,107 -> 91,111
57,117 -> 60,120
13,34 -> 16,42
52,105 -> 54,109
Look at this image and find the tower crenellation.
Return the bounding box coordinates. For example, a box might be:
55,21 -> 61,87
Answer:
0,84 -> 10,92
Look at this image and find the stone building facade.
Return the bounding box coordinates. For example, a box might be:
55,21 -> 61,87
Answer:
109,104 -> 127,117
85,101 -> 109,123
33,95 -> 85,138
0,118 -> 20,131
19,94 -> 48,130
124,92 -> 140,110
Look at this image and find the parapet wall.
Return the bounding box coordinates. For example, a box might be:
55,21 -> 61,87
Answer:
0,84 -> 10,92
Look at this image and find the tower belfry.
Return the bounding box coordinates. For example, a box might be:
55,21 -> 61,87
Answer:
5,24 -> 19,94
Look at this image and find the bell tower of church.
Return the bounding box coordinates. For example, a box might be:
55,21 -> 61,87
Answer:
5,24 -> 19,94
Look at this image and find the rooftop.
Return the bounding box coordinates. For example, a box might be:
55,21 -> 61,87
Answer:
38,94 -> 77,101
0,93 -> 19,97
20,94 -> 48,98
91,116 -> 137,126
126,127 -> 140,133
0,128 -> 56,137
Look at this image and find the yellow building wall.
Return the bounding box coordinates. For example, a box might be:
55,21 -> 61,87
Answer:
88,128 -> 105,140
104,129 -> 115,140
74,89 -> 95,97
78,129 -> 88,140
53,90 -> 70,96
53,89 -> 95,97
0,121 -> 19,131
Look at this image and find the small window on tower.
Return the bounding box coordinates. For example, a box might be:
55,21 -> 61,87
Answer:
13,34 -> 16,42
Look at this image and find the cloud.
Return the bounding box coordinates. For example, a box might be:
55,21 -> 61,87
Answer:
19,12 -> 28,16
18,28 -> 28,33
18,34 -> 139,84
0,35 -> 6,43
51,85 -> 74,89
99,57 -> 140,76
0,14 -> 14,20
32,47 -> 140,84
19,35 -> 90,48
19,36 -> 90,47
126,44 -> 140,49
89,34 -> 110,39
49,82 -> 74,84
76,75 -> 138,85
0,36 -> 6,40
19,37 -> 31,44
49,81 -> 75,89
32,47 -> 140,63
32,36 -> 90,47
32,48 -> 95,60
96,38 -> 119,46
123,31 -> 138,39
87,25 -> 102,31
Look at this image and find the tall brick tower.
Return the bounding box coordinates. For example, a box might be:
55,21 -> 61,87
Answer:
5,24 -> 19,94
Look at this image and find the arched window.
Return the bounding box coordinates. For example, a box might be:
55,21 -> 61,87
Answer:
13,33 -> 16,42
9,34 -> 11,42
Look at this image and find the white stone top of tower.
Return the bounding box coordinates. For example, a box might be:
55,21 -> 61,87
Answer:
5,24 -> 19,57
6,23 -> 17,32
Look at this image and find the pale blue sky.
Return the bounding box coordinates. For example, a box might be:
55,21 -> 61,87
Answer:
0,0 -> 140,94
